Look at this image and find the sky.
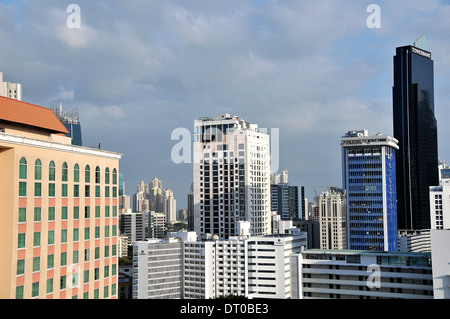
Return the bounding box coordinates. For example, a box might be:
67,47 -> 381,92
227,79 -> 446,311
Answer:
1,0 -> 450,210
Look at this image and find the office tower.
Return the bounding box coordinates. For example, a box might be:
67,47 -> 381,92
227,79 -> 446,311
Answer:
393,42 -> 439,230
119,211 -> 146,242
0,72 -> 22,100
149,212 -> 166,239
149,177 -> 164,213
133,238 -> 183,299
270,183 -> 298,220
193,114 -> 271,239
0,96 -> 121,299
163,188 -> 176,224
119,173 -> 125,196
133,181 -> 149,212
50,104 -> 83,146
341,130 -> 399,251
290,249 -> 433,299
318,187 -> 347,250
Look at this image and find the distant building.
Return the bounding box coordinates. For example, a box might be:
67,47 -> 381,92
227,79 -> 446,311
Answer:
50,104 -> 83,146
0,72 -> 22,100
119,211 -> 146,242
270,183 -> 298,220
149,211 -> 166,239
341,130 -> 399,251
318,187 -> 347,250
193,114 -> 271,238
291,249 -> 433,299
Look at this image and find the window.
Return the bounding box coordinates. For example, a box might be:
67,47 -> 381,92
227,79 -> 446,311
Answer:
19,182 -> 26,197
95,247 -> 100,259
32,282 -> 39,298
74,184 -> 79,197
74,164 -> 79,182
83,270 -> 89,283
84,227 -> 90,240
49,161 -> 56,181
73,228 -> 79,241
95,226 -> 100,239
95,206 -> 100,218
73,250 -> 79,264
95,166 -> 100,184
61,252 -> 67,266
85,185 -> 90,197
62,207 -> 68,220
33,232 -> 40,246
17,259 -> 25,275
48,183 -> 55,197
105,206 -> 110,217
48,254 -> 54,269
48,207 -> 55,221
19,157 -> 27,179
113,168 -> 117,184
62,162 -> 68,182
60,275 -> 66,290
95,185 -> 100,198
85,207 -> 90,218
32,256 -> 40,272
16,286 -> 24,299
85,165 -> 90,183
18,233 -> 25,248
48,231 -> 55,245
34,207 -> 41,221
34,159 -> 42,180
61,229 -> 67,243
34,182 -> 41,197
46,278 -> 53,294
18,207 -> 26,223
94,268 -> 100,280
62,184 -> 68,197
105,168 -> 110,184
73,206 -> 79,219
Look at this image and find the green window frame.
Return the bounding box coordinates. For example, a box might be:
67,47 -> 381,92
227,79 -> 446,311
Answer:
105,186 -> 110,198
73,206 -> 79,219
105,168 -> 110,184
95,226 -> 100,239
48,207 -> 55,221
16,286 -> 24,299
83,270 -> 89,283
18,207 -> 26,223
17,259 -> 25,275
19,157 -> 27,179
104,286 -> 109,298
85,206 -> 90,218
74,164 -> 80,182
112,264 -> 116,276
62,207 -> 68,220
34,207 -> 41,222
104,265 -> 109,278
46,278 -> 53,294
18,233 -> 25,248
74,184 -> 79,197
48,183 -> 55,197
73,228 -> 79,241
111,284 -> 116,296
112,225 -> 117,236
49,161 -> 56,181
95,166 -> 100,184
47,254 -> 54,268
34,182 -> 42,197
19,181 -> 27,197
95,206 -> 100,218
85,185 -> 90,198
113,168 -> 117,184
62,184 -> 68,197
94,288 -> 99,299
105,206 -> 110,217
33,232 -> 40,246
84,227 -> 90,240
95,185 -> 100,198
34,159 -> 42,180
112,206 -> 117,217
112,244 -> 117,256
73,250 -> 79,264
61,252 -> 67,266
48,230 -> 55,245
95,247 -> 100,259
62,162 -> 68,182
94,268 -> 100,280
60,275 -> 66,290
85,165 -> 90,183
104,245 -> 109,258
32,256 -> 40,272
61,229 -> 67,243
112,186 -> 117,198
31,282 -> 39,298
105,226 -> 110,237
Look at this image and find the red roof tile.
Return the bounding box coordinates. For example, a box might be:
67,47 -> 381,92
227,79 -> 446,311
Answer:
0,96 -> 69,134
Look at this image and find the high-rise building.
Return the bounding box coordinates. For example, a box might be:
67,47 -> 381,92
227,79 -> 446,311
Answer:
50,104 -> 83,146
341,130 -> 399,251
193,114 -> 271,239
163,188 -> 176,224
318,187 -> 347,250
0,96 -> 122,299
0,72 -> 22,100
270,183 -> 298,220
133,181 -> 149,212
149,177 -> 164,213
429,181 -> 450,230
393,42 -> 439,230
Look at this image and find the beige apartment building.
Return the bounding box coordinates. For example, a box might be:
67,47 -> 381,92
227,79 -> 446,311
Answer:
0,96 -> 122,299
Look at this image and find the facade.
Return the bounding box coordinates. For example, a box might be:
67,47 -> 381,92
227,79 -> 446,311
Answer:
133,238 -> 184,299
149,177 -> 164,213
341,130 -> 399,251
429,182 -> 450,230
133,181 -> 149,213
270,183 -> 298,220
318,187 -> 347,250
119,212 -> 146,242
0,96 -> 121,299
149,211 -> 166,239
163,188 -> 177,224
193,114 -> 271,239
291,249 -> 433,299
398,229 -> 431,253
430,229 -> 450,299
0,72 -> 22,100
393,44 -> 439,231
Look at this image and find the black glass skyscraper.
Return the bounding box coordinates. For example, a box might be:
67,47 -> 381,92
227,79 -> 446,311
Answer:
393,44 -> 438,230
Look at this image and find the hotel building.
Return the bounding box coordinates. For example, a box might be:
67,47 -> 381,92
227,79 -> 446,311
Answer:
193,114 -> 271,239
0,96 -> 122,299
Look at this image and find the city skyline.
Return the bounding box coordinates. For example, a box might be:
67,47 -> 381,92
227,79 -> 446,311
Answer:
1,1 -> 450,210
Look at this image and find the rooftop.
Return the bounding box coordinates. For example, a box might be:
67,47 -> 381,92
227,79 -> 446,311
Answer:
0,96 -> 69,134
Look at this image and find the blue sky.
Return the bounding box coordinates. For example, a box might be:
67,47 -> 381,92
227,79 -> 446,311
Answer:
1,0 -> 450,209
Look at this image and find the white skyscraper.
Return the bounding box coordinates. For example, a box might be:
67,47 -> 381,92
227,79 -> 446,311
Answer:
193,114 -> 271,239
0,72 -> 22,100
163,188 -> 177,224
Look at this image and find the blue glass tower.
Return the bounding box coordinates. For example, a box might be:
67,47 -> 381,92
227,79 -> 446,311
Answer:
342,130 -> 399,251
50,105 -> 82,146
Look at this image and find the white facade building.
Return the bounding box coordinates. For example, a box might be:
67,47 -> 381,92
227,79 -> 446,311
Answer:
291,249 -> 433,299
318,187 -> 347,250
0,72 -> 22,100
429,182 -> 450,230
430,229 -> 450,299
193,114 -> 271,239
